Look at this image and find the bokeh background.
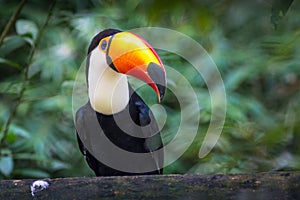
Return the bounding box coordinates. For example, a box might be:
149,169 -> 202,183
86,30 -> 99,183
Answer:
0,0 -> 299,179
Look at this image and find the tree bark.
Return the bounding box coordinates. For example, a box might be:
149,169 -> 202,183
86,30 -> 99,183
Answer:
0,171 -> 299,200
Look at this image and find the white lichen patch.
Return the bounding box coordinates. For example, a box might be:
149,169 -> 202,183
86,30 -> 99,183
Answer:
30,180 -> 49,196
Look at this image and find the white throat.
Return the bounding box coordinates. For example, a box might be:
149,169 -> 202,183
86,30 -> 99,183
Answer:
88,48 -> 129,115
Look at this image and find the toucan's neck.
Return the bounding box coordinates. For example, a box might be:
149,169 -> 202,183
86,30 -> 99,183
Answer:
88,48 -> 129,115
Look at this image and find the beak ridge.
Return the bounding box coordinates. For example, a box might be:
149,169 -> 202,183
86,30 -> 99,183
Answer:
106,32 -> 166,102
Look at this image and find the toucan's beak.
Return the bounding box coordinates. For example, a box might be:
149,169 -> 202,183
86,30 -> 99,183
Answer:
103,32 -> 166,102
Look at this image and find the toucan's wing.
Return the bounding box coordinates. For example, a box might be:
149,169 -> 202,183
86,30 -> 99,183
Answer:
140,104 -> 164,174
75,102 -> 111,175
75,104 -> 87,156
130,87 -> 164,174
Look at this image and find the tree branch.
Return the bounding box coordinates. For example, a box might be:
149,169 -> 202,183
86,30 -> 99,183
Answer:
0,0 -> 27,47
0,172 -> 299,199
0,1 -> 56,148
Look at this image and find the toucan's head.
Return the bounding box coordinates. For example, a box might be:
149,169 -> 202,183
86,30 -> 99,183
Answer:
87,29 -> 166,102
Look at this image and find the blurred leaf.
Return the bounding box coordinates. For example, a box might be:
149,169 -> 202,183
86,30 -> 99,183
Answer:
5,132 -> 17,144
13,169 -> 49,178
0,82 -> 23,94
274,152 -> 297,170
50,160 -> 71,171
271,0 -> 294,29
0,58 -> 21,70
0,35 -> 26,57
15,19 -> 39,41
0,149 -> 13,176
13,153 -> 37,160
61,81 -> 74,95
9,124 -> 31,138
225,67 -> 251,91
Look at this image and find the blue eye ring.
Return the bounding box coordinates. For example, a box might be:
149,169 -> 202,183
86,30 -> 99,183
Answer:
101,40 -> 107,50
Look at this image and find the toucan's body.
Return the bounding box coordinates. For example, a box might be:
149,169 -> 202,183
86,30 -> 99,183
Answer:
75,29 -> 166,176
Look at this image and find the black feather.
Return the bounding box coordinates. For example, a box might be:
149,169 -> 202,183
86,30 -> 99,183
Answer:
87,29 -> 121,54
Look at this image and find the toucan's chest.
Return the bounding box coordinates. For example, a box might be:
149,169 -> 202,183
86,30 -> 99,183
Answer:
95,93 -> 151,153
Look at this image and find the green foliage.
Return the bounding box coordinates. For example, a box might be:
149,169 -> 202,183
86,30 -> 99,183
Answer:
271,0 -> 294,29
0,0 -> 299,178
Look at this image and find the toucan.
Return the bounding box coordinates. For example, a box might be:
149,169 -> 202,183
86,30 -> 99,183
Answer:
75,29 -> 166,176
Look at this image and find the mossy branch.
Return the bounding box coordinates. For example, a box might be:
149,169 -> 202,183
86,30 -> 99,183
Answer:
0,172 -> 299,200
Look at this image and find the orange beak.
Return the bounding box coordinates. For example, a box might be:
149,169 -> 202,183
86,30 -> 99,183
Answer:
100,32 -> 166,102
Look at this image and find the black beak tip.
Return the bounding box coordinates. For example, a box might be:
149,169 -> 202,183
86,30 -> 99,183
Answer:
158,84 -> 166,101
147,62 -> 166,101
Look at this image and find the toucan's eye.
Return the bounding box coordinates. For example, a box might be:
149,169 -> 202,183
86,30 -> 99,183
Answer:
100,40 -> 107,50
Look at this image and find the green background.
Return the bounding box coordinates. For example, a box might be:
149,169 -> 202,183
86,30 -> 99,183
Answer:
0,0 -> 299,178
